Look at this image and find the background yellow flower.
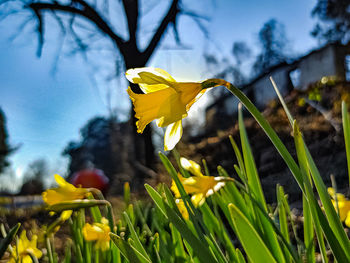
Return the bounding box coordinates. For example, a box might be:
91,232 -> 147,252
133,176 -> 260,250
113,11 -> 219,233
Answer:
42,174 -> 88,206
171,158 -> 226,207
10,230 -> 42,263
82,217 -> 111,251
328,187 -> 350,225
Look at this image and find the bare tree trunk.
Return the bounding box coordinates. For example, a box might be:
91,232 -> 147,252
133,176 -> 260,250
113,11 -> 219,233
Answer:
25,0 -> 181,187
127,81 -> 155,187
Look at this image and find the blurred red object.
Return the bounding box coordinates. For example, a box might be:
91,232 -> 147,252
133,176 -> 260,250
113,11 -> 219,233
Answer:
71,168 -> 109,192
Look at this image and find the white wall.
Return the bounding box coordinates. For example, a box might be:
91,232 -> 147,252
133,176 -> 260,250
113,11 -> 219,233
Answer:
252,66 -> 292,108
298,45 -> 337,90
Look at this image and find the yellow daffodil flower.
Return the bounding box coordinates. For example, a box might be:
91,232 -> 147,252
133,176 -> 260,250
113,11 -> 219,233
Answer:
171,157 -> 227,207
10,230 -> 42,263
126,67 -> 228,151
42,174 -> 89,206
328,187 -> 350,226
82,217 -> 111,251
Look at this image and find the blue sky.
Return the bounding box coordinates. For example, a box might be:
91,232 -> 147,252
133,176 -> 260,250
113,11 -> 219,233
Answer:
0,0 -> 318,191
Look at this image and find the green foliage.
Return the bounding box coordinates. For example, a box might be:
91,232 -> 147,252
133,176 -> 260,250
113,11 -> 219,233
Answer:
0,223 -> 20,258
4,79 -> 350,263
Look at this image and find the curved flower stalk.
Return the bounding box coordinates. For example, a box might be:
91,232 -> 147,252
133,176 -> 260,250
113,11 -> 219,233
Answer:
328,187 -> 350,226
10,230 -> 42,263
171,157 -> 227,207
126,67 -> 228,151
82,217 -> 111,251
42,174 -> 89,206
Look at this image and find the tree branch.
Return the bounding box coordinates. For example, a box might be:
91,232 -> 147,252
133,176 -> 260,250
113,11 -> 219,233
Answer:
121,0 -> 138,44
28,1 -> 125,51
32,9 -> 44,56
142,0 -> 179,62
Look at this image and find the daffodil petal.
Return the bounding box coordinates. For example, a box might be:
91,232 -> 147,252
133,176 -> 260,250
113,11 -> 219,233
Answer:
60,210 -> 73,221
345,211 -> 350,227
29,235 -> 37,248
126,67 -> 175,84
11,231 -> 42,262
22,256 -> 32,263
42,175 -> 88,206
171,182 -> 181,198
55,174 -> 68,187
138,71 -> 173,86
180,157 -> 203,177
82,218 -> 111,251
186,89 -> 207,111
139,83 -> 171,93
175,199 -> 189,220
153,68 -> 176,82
191,193 -> 204,207
128,87 -> 185,132
83,223 -> 100,241
164,120 -> 183,151
212,181 -> 226,193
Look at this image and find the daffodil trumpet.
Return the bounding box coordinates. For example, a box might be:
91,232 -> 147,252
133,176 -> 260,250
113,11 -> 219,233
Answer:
126,67 -> 229,151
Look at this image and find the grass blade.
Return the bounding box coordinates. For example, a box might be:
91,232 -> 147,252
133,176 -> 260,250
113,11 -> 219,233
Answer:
123,212 -> 152,262
109,233 -> 143,263
144,184 -> 167,218
269,76 -> 293,126
276,185 -> 292,262
342,101 -> 350,187
293,121 -> 346,262
164,202 -> 218,263
228,203 -> 277,263
238,105 -> 285,262
0,223 -> 20,258
303,195 -> 315,263
226,84 -> 304,192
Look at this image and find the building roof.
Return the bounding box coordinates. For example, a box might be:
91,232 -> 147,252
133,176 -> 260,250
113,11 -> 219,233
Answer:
206,41 -> 350,112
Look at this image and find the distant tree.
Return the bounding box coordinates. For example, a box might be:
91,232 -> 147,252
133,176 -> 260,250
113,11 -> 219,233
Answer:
23,158 -> 48,181
63,116 -> 130,184
232,41 -> 252,66
204,41 -> 251,88
311,0 -> 350,43
252,19 -> 289,76
0,108 -> 14,174
203,41 -> 251,103
1,0 -> 209,179
20,158 -> 48,194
